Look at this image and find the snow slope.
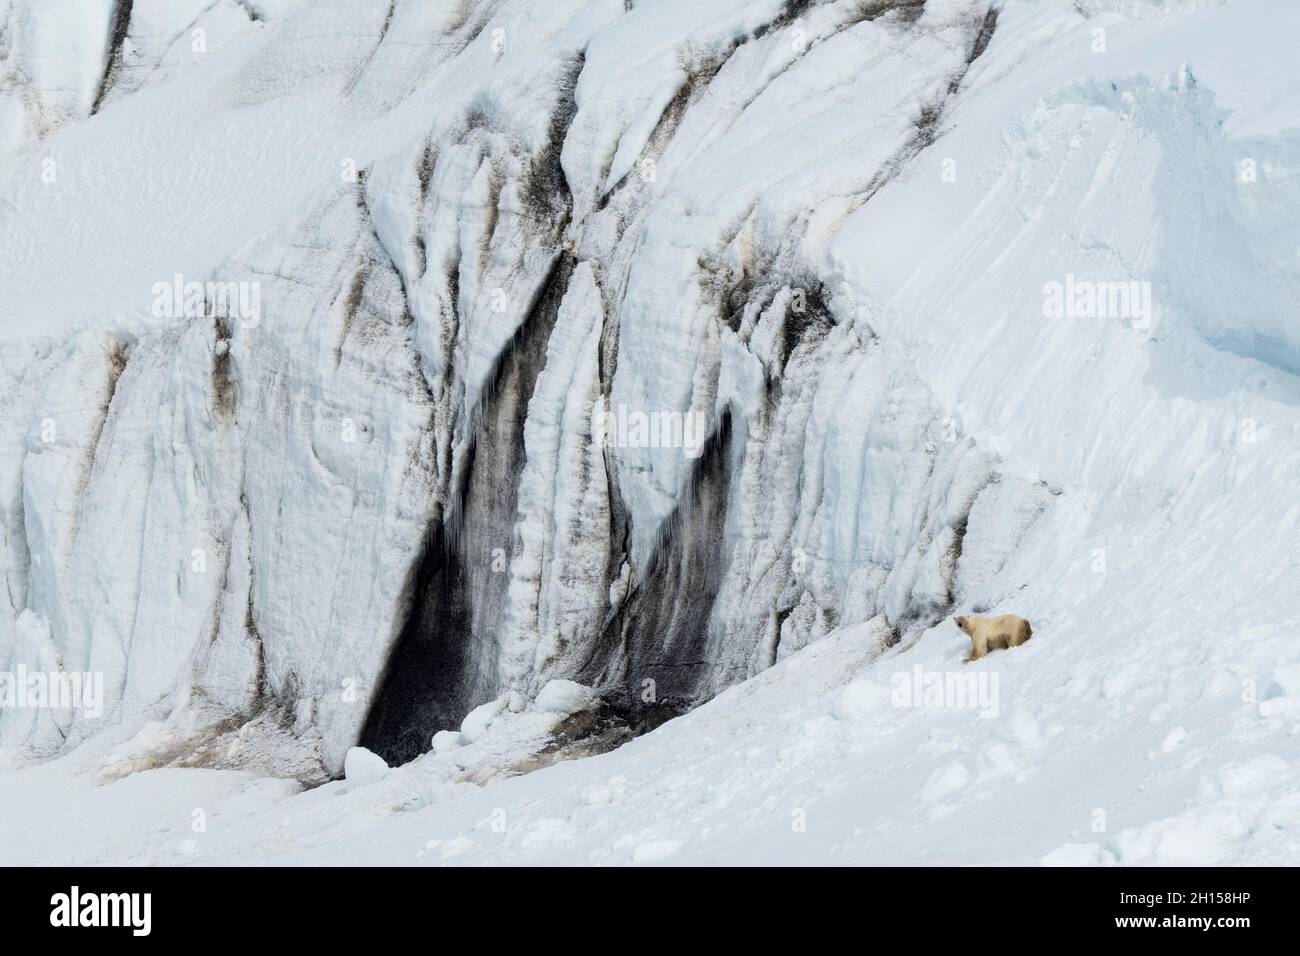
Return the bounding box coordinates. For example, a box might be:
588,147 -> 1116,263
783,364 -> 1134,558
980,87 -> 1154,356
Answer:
3,615 -> 1298,865
1,0 -> 1299,865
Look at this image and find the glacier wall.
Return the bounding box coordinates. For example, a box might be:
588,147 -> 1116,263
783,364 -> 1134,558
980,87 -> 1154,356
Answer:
2,0 -> 1295,778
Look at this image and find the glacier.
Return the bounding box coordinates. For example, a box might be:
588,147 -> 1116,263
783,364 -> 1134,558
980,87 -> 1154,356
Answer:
1,0 -> 1299,865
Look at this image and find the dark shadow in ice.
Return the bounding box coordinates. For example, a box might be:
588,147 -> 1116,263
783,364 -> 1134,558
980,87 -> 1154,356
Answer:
359,254 -> 575,766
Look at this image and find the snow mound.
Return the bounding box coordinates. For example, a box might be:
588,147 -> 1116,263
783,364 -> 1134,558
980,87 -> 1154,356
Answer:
343,747 -> 389,788
534,680 -> 597,717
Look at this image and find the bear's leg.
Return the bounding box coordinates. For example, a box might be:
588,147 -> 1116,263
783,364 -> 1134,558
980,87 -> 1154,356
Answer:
964,635 -> 988,663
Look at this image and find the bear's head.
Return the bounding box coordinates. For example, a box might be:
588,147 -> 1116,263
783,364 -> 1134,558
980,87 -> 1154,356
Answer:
954,615 -> 970,634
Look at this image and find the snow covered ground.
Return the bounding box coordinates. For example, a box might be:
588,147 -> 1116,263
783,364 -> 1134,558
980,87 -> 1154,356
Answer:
2,0 -> 1300,865
4,615 -> 1299,865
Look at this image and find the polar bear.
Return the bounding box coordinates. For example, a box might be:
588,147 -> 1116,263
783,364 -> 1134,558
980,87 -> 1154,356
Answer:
955,614 -> 1032,663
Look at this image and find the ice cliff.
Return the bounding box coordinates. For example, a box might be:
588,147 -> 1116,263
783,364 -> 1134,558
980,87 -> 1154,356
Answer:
1,0 -> 1297,805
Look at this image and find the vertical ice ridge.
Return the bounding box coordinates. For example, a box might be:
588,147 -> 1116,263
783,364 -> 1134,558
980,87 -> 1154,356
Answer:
89,0 -> 134,115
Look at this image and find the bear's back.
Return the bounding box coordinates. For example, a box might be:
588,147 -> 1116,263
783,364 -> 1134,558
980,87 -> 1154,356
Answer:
972,614 -> 1031,639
